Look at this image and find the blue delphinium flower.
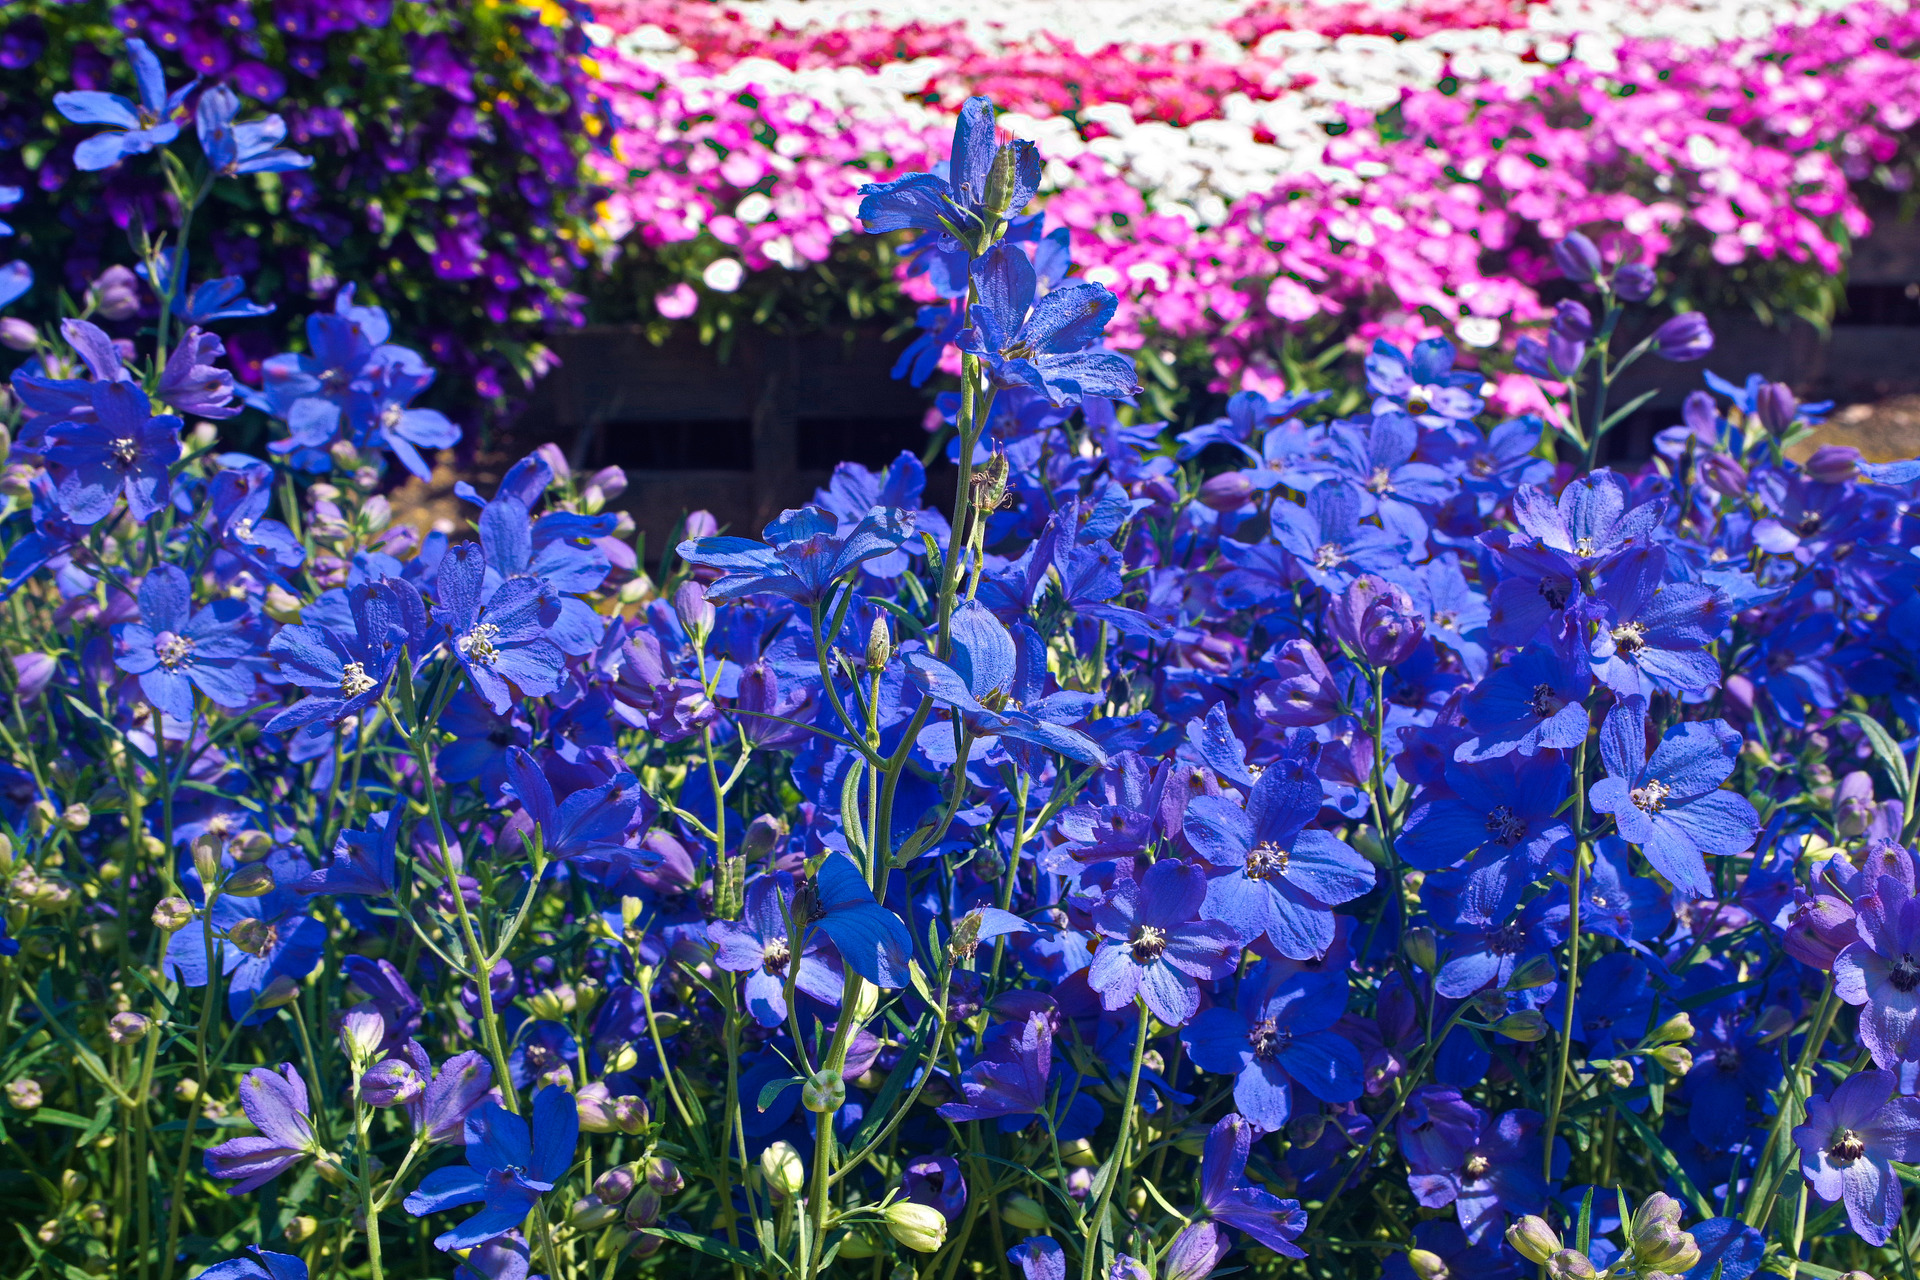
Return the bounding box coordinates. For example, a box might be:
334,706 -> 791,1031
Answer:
1399,1086 -> 1558,1242
196,1246 -> 309,1280
1270,482 -> 1410,591
501,747 -> 647,866
679,504 -> 915,604
1181,961 -> 1362,1132
180,274 -> 276,325
1198,1113 -> 1308,1256
1587,696 -> 1757,898
295,808 -> 401,897
1588,549 -> 1730,697
156,327 -> 242,419
203,1065 -> 318,1193
1182,755 -> 1375,961
1399,752 -> 1574,923
856,95 -> 1040,244
403,1084 -> 579,1250
434,543 -> 566,714
194,85 -> 312,177
709,872 -> 844,1027
1833,878 -> 1920,1070
1453,644 -> 1591,763
957,244 -> 1138,406
53,38 -> 195,171
1087,860 -> 1240,1025
906,601 -> 1107,766
265,580 -> 410,732
114,564 -> 265,722
1366,337 -> 1483,426
164,869 -> 327,1024
1549,951 -> 1654,1057
40,381 -> 183,525
351,353 -> 462,481
796,852 -> 914,989
1791,1068 -> 1920,1246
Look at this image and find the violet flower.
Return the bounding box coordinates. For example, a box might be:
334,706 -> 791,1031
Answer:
1791,1068 -> 1920,1245
708,871 -> 844,1027
403,1084 -> 578,1250
1180,961 -> 1363,1132
1087,860 -> 1240,1025
204,1063 -> 320,1193
1198,1113 -> 1307,1257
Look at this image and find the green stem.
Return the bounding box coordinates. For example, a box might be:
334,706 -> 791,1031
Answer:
1080,1002 -> 1150,1280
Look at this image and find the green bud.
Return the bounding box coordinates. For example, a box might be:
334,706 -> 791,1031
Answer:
1000,1193 -> 1049,1232
1403,926 -> 1437,974
760,1141 -> 804,1197
1505,953 -> 1557,990
837,1226 -> 882,1259
1406,1249 -> 1449,1280
866,614 -> 892,670
802,1068 -> 846,1113
1546,1249 -> 1598,1280
1493,1010 -> 1548,1042
1505,1216 -> 1561,1265
885,1201 -> 948,1254
1651,1044 -> 1693,1076
222,863 -> 277,897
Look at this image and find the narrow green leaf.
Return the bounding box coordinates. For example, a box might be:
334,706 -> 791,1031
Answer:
1845,711 -> 1911,807
1575,1186 -> 1594,1255
1613,1107 -> 1714,1220
757,1075 -> 802,1114
639,1227 -> 768,1271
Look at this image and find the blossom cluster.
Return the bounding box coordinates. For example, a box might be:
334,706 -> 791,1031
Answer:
587,0 -> 1920,395
6,51 -> 1920,1280
0,0 -> 602,421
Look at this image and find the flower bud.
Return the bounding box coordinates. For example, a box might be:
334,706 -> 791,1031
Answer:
1494,1010 -> 1547,1041
612,1095 -> 650,1135
264,585 -> 304,623
673,580 -> 714,648
760,1141 -> 804,1197
1403,926 -> 1438,974
1198,471 -> 1253,512
1325,574 -> 1425,667
12,652 -> 54,702
999,1193 -> 1049,1232
151,896 -> 194,932
0,317 -> 37,351
1506,1216 -> 1561,1264
253,975 -> 302,1010
229,918 -> 278,956
1406,1248 -> 1450,1280
1546,1249 -> 1598,1280
594,1166 -> 637,1204
59,802 -> 91,832
865,614 -> 891,670
223,862 -> 277,897
1505,954 -> 1556,990
803,1067 -> 846,1113
231,829 -> 274,862
1650,1013 -> 1694,1045
285,1217 -> 319,1245
7,1078 -> 43,1110
1552,232 -> 1603,283
360,1057 -> 424,1107
622,1187 -> 662,1228
108,1013 -> 150,1045
1653,312 -> 1714,362
524,986 -> 574,1021
970,450 -> 1010,512
1611,262 -> 1657,302
1755,382 -> 1798,437
1058,1137 -> 1097,1167
1286,1111 -> 1327,1148
88,265 -> 140,321
338,1006 -> 386,1064
837,1227 -> 883,1259
1651,1044 -> 1693,1075
191,835 -> 224,890
1806,444 -> 1861,484
1604,1059 -> 1636,1088
569,1196 -> 621,1231
1550,300 -> 1593,343
885,1201 -> 948,1253
1699,453 -> 1748,499
643,1154 -> 682,1194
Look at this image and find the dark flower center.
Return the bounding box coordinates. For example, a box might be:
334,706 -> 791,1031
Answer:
762,939 -> 791,976
1405,394 -> 1431,416
1829,1129 -> 1867,1163
154,632 -> 195,671
1463,1153 -> 1490,1178
320,366 -> 352,396
1129,924 -> 1168,964
1891,954 -> 1920,993
110,437 -> 139,464
1716,1049 -> 1742,1074
1528,682 -> 1563,718
1485,924 -> 1524,956
1001,339 -> 1037,362
1469,454 -> 1494,476
1797,513 -> 1823,537
1247,1017 -> 1291,1060
1539,578 -> 1571,610
1611,621 -> 1648,655
1485,805 -> 1527,847
1313,542 -> 1347,570
1246,840 -> 1289,880
1630,779 -> 1672,813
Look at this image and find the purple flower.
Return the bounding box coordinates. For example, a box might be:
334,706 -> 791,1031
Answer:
1653,312 -> 1715,361
114,564 -> 265,722
1551,232 -> 1603,283
1087,860 -> 1240,1025
344,955 -> 422,1048
54,37 -> 195,170
1324,573 -> 1427,667
708,872 -> 844,1027
1588,550 -> 1729,697
1587,696 -> 1757,899
180,275 -> 275,324
41,381 -> 183,525
1181,961 -> 1362,1132
403,1084 -> 578,1250
1182,757 -> 1375,960
204,1064 -> 318,1193
1834,879 -> 1920,1069
905,601 -> 1107,766
434,543 -> 566,714
403,1047 -> 496,1144
902,1154 -> 967,1223
1791,1068 -> 1920,1245
157,327 -> 241,419
958,244 -> 1138,406
939,1011 -> 1061,1125
502,747 -> 647,867
195,1247 -> 308,1280
1454,644 -> 1590,763
1399,1087 -> 1558,1242
1271,482 -> 1410,591
295,807 -> 399,896
1199,1113 -> 1307,1256
265,580 -> 409,732
1008,1237 -> 1065,1280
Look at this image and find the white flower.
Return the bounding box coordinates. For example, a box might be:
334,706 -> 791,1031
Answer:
702,258 -> 745,292
1457,317 -> 1503,348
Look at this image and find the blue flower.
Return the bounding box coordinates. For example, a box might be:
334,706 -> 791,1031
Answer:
1454,644 -> 1591,762
1199,1113 -> 1308,1256
163,861 -> 327,1024
114,565 -> 266,722
709,872 -> 844,1027
194,85 -> 312,176
40,381 -> 183,525
1399,1088 -> 1559,1243
679,504 -> 915,604
1398,752 -> 1574,924
157,327 -> 241,419
791,853 -> 913,989
856,95 -> 1040,245
1547,951 -> 1654,1058
1587,696 -> 1757,898
265,580 -> 410,732
939,1010 -> 1060,1124
180,274 -> 275,324
295,807 -> 400,897
501,747 -> 647,866
1087,861 -> 1240,1025
434,543 -> 567,714
476,491 -> 612,654
957,244 -> 1138,406
0,260 -> 30,310
195,1246 -> 308,1280
53,38 -> 195,171
1181,961 -> 1362,1132
906,601 -> 1108,766
1588,549 -> 1730,698
206,458 -> 305,582
1182,755 -> 1375,960
403,1085 -> 579,1251
1269,482 -> 1409,591
1365,338 -> 1483,426
349,352 -> 462,481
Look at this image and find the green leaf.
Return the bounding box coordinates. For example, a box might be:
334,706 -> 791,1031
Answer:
847,1017 -> 935,1153
639,1227 -> 771,1271
1613,1107 -> 1714,1220
1575,1186 -> 1594,1255
1598,388 -> 1659,432
757,1076 -> 801,1114
1845,711 -> 1911,808
24,1109 -> 90,1129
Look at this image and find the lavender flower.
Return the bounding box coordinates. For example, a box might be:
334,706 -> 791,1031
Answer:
204,1064 -> 319,1193
1791,1068 -> 1920,1245
1087,860 -> 1240,1025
